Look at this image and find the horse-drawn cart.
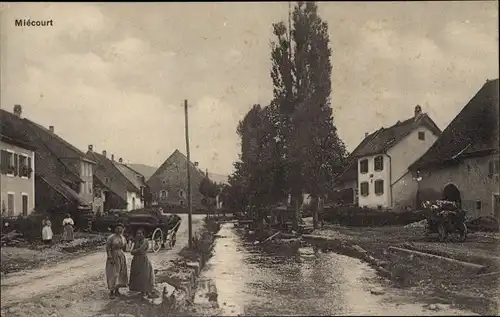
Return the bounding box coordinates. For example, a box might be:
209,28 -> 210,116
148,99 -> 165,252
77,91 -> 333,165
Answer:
422,200 -> 467,242
123,208 -> 182,253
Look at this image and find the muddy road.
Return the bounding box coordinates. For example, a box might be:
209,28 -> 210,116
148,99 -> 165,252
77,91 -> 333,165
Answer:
1,214 -> 205,312
192,223 -> 480,316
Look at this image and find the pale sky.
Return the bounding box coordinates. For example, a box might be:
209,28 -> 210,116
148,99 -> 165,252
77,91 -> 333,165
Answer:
1,2 -> 498,175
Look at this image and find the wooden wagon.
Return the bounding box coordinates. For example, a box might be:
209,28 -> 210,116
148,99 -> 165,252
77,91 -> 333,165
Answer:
123,208 -> 182,253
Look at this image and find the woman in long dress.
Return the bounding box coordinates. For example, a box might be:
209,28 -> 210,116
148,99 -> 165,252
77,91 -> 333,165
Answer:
129,228 -> 157,298
105,223 -> 128,298
61,214 -> 74,242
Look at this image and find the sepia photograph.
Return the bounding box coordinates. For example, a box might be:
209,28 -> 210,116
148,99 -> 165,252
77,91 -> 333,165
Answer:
0,1 -> 499,316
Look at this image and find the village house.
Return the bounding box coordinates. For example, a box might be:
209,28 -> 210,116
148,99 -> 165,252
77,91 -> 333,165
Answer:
0,106 -> 96,216
0,121 -> 36,217
410,79 -> 500,220
147,149 -> 208,210
85,146 -> 148,212
334,105 -> 442,210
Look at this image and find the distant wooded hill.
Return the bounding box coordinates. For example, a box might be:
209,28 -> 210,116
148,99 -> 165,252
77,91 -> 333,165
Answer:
127,163 -> 229,184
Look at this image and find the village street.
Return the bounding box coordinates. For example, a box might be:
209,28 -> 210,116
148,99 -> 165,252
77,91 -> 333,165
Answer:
0,214 -> 205,317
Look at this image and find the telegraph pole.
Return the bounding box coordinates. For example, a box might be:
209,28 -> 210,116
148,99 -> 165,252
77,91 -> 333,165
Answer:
184,99 -> 193,248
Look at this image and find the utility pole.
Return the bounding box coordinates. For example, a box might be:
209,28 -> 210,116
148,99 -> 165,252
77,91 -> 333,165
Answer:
184,99 -> 193,248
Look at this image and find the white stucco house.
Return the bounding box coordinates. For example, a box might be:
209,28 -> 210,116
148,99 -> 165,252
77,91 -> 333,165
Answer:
334,105 -> 442,210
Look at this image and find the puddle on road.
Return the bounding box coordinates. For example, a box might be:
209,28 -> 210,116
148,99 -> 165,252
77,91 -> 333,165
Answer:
191,223 -> 478,316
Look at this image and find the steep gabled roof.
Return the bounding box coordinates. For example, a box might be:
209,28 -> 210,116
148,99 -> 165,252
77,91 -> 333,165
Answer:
86,151 -> 140,194
24,120 -> 95,164
0,109 -> 90,206
0,109 -> 83,184
336,111 -> 441,183
148,149 -> 206,182
114,162 -> 147,191
411,79 -> 499,170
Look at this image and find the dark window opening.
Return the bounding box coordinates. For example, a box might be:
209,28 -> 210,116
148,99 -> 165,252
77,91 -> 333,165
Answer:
360,159 -> 369,174
374,156 -> 384,171
360,182 -> 369,196
375,180 -> 384,195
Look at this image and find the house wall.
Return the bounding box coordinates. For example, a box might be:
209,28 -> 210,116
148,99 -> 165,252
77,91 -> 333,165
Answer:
148,152 -> 206,210
62,158 -> 94,205
93,165 -> 128,203
0,141 -> 35,216
358,153 -> 391,208
417,155 -> 500,219
126,191 -> 143,211
388,127 -> 439,209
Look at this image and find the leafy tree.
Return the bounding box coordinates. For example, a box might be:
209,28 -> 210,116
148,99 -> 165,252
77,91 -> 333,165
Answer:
271,1 -> 348,228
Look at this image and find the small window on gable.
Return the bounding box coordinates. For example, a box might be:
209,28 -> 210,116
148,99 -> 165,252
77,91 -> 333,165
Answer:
475,200 -> 482,210
179,200 -> 185,206
374,156 -> 384,171
178,189 -> 184,198
418,131 -> 425,140
375,180 -> 384,195
360,159 -> 368,174
360,182 -> 369,196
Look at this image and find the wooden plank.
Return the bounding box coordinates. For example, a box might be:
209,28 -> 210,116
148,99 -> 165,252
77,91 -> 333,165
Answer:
388,246 -> 486,274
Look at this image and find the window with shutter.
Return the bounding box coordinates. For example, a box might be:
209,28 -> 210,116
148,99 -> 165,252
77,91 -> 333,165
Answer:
5,151 -> 14,175
360,182 -> 369,196
13,154 -> 18,176
0,150 -> 7,174
28,157 -> 32,178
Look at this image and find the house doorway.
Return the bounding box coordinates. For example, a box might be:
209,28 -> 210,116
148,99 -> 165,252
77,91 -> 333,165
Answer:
443,184 -> 461,207
493,194 -> 500,222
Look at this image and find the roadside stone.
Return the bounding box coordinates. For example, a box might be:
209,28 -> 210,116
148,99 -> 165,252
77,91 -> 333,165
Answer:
370,287 -> 385,295
428,304 -> 440,311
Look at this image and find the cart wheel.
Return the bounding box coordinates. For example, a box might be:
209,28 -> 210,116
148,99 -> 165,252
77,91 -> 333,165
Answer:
438,223 -> 447,242
152,228 -> 163,253
458,223 -> 467,242
171,233 -> 177,247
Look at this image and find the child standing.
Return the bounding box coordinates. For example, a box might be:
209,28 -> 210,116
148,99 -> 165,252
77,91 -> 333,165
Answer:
42,220 -> 53,245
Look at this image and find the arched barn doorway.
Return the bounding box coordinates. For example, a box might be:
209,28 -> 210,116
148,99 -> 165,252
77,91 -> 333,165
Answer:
442,184 -> 461,207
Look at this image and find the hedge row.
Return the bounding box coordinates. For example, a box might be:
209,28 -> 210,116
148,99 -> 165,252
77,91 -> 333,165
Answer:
323,205 -> 425,227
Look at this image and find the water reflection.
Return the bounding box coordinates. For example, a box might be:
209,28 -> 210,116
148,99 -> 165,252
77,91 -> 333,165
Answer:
194,223 -> 475,316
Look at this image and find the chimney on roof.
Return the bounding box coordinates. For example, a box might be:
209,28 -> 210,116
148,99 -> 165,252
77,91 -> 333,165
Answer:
102,150 -> 107,158
119,158 -> 123,163
365,132 -> 369,138
88,145 -> 93,152
13,105 -> 22,118
414,105 -> 422,121
111,154 -> 114,161
49,126 -> 54,133
205,168 -> 209,177
194,162 -> 199,167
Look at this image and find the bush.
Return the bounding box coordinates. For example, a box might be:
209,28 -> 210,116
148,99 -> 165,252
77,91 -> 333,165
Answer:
323,205 -> 425,227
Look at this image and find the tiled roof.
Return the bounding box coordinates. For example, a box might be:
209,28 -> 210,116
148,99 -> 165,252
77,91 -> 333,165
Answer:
149,149 -> 206,181
1,109 -> 90,206
336,112 -> 441,183
114,162 -> 147,191
411,79 -> 499,169
36,175 -> 88,206
86,151 -> 139,194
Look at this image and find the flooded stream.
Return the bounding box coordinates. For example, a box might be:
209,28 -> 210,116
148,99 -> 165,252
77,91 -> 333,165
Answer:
191,223 -> 476,316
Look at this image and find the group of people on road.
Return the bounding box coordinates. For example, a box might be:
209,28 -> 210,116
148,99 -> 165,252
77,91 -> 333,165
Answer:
41,214 -> 75,245
105,223 -> 157,299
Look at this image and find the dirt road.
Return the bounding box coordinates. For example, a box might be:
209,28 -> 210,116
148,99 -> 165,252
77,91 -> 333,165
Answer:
1,214 -> 205,312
